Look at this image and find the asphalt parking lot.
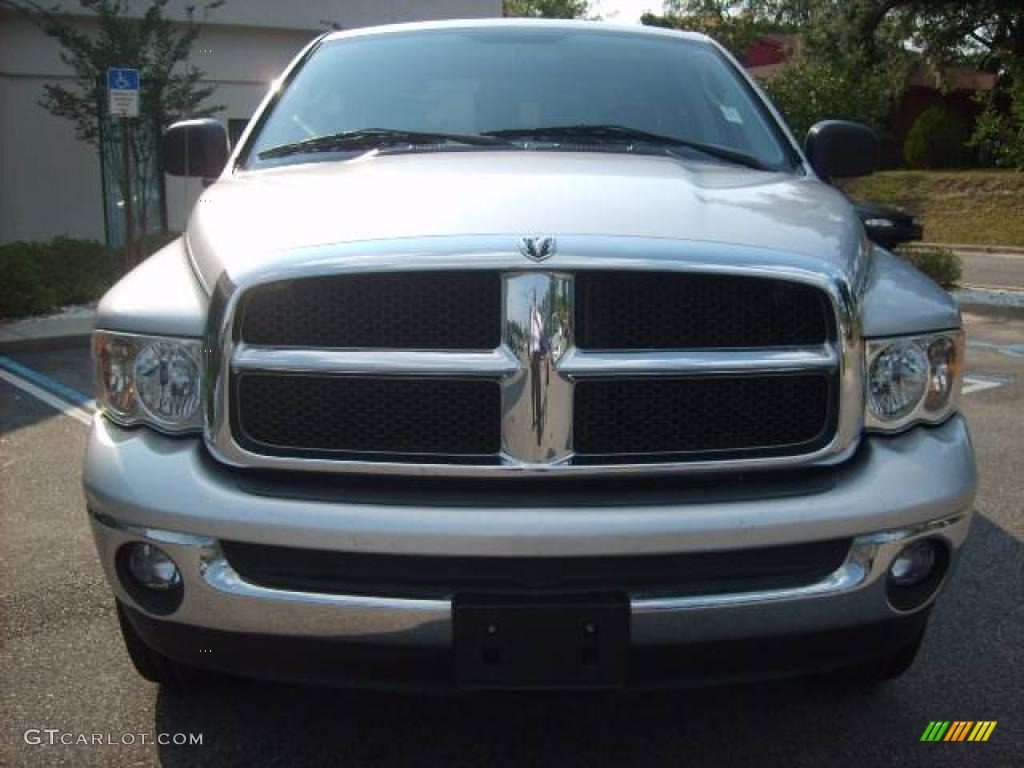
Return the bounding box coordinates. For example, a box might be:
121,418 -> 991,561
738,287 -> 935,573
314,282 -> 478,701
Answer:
1,311 -> 1021,768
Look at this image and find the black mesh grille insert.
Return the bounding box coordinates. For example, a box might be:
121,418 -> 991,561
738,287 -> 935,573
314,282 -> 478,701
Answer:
234,375 -> 501,457
220,538 -> 853,598
574,375 -> 833,459
576,272 -> 832,349
230,270 -> 839,466
239,272 -> 501,350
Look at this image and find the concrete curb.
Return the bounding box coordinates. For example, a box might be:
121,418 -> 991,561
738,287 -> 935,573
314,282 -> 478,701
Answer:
959,304 -> 1024,320
0,306 -> 95,350
915,242 -> 1024,256
0,334 -> 93,352
953,286 -> 1024,319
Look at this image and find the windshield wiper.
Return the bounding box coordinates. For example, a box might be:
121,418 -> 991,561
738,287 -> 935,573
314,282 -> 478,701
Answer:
482,124 -> 770,170
257,128 -> 512,160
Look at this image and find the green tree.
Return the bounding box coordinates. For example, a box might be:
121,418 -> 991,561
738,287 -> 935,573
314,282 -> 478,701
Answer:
903,2 -> 1023,169
641,1 -> 784,58
756,1 -> 1022,156
644,3 -> 909,138
503,0 -> 592,19
646,1 -> 1023,151
647,1 -> 1021,71
761,51 -> 894,138
845,1 -> 1023,72
3,0 -> 223,268
969,76 -> 1024,170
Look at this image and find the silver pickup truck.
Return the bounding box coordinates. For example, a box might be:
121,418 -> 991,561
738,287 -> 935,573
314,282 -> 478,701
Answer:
85,19 -> 976,690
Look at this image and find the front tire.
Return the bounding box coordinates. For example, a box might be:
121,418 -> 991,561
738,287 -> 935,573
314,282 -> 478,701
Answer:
838,623 -> 927,682
115,601 -> 210,688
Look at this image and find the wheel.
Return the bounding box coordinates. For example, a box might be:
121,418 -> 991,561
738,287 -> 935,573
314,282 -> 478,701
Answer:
115,601 -> 211,688
835,624 -> 927,682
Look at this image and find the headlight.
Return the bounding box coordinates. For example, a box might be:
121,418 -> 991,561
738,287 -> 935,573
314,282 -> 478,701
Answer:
865,331 -> 964,432
864,218 -> 896,228
868,341 -> 928,420
93,331 -> 203,433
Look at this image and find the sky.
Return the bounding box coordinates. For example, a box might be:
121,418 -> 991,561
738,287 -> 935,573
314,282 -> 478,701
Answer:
592,0 -> 662,24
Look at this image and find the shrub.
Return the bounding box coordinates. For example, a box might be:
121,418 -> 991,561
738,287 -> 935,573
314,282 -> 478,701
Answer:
0,237 -> 117,319
42,236 -> 118,305
899,246 -> 962,289
903,107 -> 968,169
969,81 -> 1024,171
760,52 -> 894,139
139,230 -> 181,256
0,242 -> 55,318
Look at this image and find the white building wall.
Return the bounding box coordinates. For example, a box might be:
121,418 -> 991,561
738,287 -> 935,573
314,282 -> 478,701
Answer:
163,24 -> 317,233
0,0 -> 502,245
0,11 -> 109,242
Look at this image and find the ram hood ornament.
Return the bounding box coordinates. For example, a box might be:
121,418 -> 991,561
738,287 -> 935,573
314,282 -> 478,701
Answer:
518,236 -> 556,262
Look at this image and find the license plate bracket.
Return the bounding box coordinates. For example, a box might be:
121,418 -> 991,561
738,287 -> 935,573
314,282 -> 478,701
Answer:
453,594 -> 629,689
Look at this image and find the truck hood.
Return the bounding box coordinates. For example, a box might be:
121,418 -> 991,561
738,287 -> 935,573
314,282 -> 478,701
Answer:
186,151 -> 865,289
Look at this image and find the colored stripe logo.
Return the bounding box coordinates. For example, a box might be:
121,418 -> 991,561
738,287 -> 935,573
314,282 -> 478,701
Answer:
921,721 -> 997,742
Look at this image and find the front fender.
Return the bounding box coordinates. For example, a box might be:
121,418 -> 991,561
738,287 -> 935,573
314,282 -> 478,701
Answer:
95,238 -> 208,337
859,247 -> 961,337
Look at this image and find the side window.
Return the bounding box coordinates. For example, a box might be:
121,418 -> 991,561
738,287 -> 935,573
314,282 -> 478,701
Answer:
228,118 -> 249,148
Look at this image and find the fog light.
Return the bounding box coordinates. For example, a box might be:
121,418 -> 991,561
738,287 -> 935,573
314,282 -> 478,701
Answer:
889,540 -> 937,586
127,543 -> 181,590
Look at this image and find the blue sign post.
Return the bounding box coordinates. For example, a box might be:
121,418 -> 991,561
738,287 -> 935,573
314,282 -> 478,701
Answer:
106,67 -> 141,262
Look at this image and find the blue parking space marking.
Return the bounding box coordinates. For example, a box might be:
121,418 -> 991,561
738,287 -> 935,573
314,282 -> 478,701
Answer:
968,340 -> 1024,358
0,356 -> 94,410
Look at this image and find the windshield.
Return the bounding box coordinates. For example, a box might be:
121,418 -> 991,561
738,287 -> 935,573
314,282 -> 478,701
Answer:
245,26 -> 796,171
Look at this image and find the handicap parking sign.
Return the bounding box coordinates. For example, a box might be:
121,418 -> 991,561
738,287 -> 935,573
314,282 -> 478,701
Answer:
107,67 -> 140,117
107,68 -> 139,91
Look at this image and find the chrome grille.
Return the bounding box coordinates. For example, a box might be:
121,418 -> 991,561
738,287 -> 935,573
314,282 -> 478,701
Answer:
207,238 -> 861,477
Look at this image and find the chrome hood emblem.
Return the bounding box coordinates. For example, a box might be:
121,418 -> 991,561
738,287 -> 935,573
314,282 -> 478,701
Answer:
518,236 -> 556,262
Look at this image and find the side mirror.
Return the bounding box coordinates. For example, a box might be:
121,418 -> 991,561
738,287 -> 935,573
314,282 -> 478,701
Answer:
163,118 -> 229,178
804,120 -> 879,182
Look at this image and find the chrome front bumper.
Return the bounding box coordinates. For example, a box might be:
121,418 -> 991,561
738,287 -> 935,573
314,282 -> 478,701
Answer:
85,415 -> 977,647
91,510 -> 971,647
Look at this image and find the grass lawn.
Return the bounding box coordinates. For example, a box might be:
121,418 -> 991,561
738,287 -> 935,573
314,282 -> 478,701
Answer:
841,170 -> 1024,247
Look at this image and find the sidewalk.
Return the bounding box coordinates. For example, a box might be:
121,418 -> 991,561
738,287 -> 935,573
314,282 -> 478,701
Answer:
0,305 -> 95,348
955,249 -> 1024,291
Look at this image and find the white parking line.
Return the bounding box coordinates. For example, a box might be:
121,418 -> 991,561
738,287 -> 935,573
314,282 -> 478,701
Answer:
962,376 -> 1007,396
0,368 -> 94,426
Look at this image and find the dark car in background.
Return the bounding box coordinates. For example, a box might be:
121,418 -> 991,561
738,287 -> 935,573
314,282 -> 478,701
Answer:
854,200 -> 924,250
